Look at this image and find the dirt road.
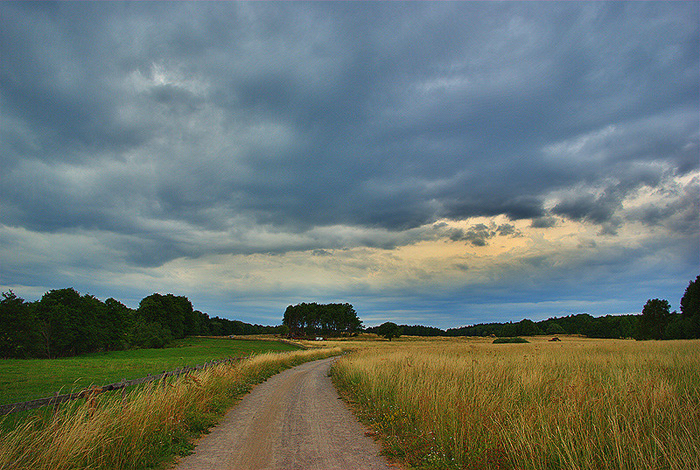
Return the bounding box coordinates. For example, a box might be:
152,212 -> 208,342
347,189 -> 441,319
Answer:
174,357 -> 395,470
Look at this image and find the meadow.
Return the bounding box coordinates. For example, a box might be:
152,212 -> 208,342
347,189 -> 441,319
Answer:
0,345 -> 341,470
331,336 -> 700,470
0,336 -> 300,405
3,335 -> 698,470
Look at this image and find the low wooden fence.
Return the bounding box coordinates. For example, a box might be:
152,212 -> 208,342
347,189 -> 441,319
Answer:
0,356 -> 243,416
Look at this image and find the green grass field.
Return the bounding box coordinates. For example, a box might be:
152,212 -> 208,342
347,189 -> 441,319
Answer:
0,337 -> 300,406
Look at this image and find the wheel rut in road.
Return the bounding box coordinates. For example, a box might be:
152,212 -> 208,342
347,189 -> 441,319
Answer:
174,357 -> 396,470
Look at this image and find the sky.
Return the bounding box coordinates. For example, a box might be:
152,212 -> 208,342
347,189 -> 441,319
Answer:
1,2 -> 698,329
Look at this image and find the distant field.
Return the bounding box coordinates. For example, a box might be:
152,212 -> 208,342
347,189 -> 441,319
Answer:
332,336 -> 700,470
0,337 -> 300,405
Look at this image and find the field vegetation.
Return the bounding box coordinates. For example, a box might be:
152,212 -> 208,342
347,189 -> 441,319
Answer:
331,336 -> 700,470
0,337 -> 300,406
492,336 -> 529,343
0,346 -> 340,470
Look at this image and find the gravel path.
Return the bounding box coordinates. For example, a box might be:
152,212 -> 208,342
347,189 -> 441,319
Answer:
173,357 -> 396,470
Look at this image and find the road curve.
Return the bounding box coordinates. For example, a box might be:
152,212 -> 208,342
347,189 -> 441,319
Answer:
173,357 -> 395,470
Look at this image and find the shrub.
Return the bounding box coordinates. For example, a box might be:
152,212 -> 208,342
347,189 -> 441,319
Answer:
493,337 -> 529,344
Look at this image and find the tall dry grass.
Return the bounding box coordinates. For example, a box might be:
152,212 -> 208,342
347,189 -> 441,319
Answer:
0,347 -> 340,470
332,338 -> 700,470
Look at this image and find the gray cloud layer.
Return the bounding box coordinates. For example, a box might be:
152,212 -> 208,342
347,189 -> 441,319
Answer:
1,2 -> 698,325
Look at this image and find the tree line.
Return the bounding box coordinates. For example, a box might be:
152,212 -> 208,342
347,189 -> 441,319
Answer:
443,313 -> 640,339
282,302 -> 362,337
2,276 -> 697,357
0,288 -> 282,359
370,276 -> 700,341
367,312 -> 639,339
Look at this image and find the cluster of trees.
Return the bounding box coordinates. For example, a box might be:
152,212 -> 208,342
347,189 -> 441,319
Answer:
635,276 -> 700,339
366,322 -> 403,340
0,288 -> 281,359
282,303 -> 362,337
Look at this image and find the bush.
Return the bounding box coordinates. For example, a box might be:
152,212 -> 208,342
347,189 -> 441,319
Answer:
493,337 -> 529,344
132,322 -> 173,349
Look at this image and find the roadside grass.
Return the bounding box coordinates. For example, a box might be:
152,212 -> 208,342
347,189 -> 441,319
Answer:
331,337 -> 700,470
0,337 -> 300,406
0,346 -> 341,470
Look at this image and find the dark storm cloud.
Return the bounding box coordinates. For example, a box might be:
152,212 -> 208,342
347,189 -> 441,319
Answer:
1,0 -> 698,321
448,223 -> 520,247
0,3 -> 156,162
460,225 -> 493,248
552,192 -> 619,226
531,216 -> 558,229
626,175 -> 700,236
2,2 -> 697,241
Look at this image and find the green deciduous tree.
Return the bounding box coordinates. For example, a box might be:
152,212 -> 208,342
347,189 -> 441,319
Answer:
137,293 -> 195,341
132,321 -> 173,349
636,298 -> 671,340
104,298 -> 135,349
36,288 -> 89,357
545,322 -> 566,335
376,322 -> 402,341
680,275 -> 700,338
516,319 -> 542,336
0,291 -> 40,358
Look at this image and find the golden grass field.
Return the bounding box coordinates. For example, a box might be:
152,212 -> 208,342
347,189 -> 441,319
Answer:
330,336 -> 700,470
2,336 -> 698,470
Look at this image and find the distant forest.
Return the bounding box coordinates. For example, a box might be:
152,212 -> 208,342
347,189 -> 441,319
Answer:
0,289 -> 282,359
371,275 -> 700,341
1,276 -> 698,359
